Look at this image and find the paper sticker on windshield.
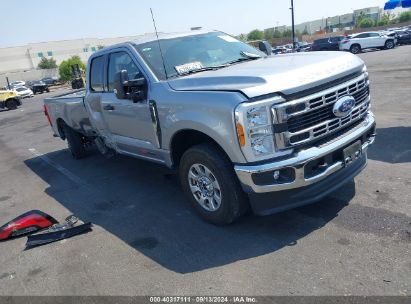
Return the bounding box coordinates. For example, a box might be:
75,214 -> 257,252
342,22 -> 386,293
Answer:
218,35 -> 238,43
175,61 -> 203,74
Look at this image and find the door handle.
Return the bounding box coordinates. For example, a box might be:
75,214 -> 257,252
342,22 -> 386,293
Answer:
103,104 -> 115,111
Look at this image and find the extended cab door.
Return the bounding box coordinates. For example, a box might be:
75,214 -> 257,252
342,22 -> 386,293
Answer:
100,49 -> 160,159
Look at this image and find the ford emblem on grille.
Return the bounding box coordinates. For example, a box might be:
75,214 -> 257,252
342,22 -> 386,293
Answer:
333,96 -> 355,118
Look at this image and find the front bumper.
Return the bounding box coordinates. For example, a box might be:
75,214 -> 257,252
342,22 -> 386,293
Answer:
235,112 -> 376,194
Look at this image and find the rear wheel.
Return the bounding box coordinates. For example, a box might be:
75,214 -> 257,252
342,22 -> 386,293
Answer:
5,99 -> 18,110
179,143 -> 249,225
63,125 -> 86,159
385,40 -> 394,50
350,44 -> 361,54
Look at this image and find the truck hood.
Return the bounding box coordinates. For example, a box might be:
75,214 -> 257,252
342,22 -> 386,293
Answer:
167,52 -> 364,99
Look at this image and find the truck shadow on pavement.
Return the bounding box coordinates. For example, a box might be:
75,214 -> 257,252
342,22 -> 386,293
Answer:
368,126 -> 411,164
24,149 -> 355,274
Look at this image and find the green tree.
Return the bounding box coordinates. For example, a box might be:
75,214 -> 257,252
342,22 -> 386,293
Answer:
264,28 -> 275,40
38,57 -> 57,69
355,11 -> 367,27
378,12 -> 394,26
272,30 -> 282,38
357,18 -> 375,28
398,11 -> 411,23
97,45 -> 105,50
247,29 -> 264,41
237,34 -> 247,41
281,29 -> 293,38
59,56 -> 86,82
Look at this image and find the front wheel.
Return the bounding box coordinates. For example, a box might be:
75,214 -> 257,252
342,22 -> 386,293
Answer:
350,44 -> 361,54
5,99 -> 18,110
179,143 -> 249,225
385,40 -> 394,50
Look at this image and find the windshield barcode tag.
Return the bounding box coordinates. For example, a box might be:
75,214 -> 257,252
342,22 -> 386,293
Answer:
175,62 -> 203,74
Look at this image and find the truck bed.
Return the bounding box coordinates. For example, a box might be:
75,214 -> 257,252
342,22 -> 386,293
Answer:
44,89 -> 94,137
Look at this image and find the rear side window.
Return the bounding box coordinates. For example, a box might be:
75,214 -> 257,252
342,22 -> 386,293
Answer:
369,33 -> 380,37
314,38 -> 329,44
355,33 -> 369,38
330,36 -> 344,42
90,56 -> 105,92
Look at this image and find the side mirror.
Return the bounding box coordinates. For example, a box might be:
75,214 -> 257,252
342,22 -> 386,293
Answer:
114,70 -> 128,100
114,70 -> 147,102
258,41 -> 272,56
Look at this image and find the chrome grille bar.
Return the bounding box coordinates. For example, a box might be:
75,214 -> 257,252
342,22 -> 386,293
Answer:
272,73 -> 370,149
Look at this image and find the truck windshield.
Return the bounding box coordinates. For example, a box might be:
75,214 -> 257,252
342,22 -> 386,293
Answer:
135,32 -> 264,80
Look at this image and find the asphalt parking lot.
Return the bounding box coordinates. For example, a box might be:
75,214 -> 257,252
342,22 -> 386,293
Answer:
0,46 -> 410,296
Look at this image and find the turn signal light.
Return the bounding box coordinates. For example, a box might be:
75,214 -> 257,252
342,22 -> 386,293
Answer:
236,123 -> 245,147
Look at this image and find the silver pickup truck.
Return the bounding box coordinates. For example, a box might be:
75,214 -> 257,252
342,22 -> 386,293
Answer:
44,30 -> 376,224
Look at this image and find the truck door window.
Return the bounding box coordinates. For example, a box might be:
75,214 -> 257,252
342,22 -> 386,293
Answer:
107,52 -> 143,92
90,55 -> 105,92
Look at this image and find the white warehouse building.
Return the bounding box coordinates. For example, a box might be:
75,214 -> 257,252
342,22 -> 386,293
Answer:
0,34 -> 151,75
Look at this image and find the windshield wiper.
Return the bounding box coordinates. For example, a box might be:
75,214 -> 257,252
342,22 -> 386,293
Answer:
168,52 -> 262,79
224,51 -> 262,66
169,65 -> 228,78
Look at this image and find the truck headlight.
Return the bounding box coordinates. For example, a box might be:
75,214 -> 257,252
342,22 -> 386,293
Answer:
247,106 -> 268,127
362,65 -> 369,83
235,97 -> 284,161
247,107 -> 273,156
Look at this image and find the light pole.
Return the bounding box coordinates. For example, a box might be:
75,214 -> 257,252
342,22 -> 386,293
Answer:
290,0 -> 296,50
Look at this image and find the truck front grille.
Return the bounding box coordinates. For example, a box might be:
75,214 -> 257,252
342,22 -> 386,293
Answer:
271,73 -> 370,149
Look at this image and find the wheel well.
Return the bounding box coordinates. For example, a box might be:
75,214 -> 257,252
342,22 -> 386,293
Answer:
6,98 -> 18,103
56,118 -> 67,139
170,130 -> 229,167
5,98 -> 19,107
351,43 -> 360,48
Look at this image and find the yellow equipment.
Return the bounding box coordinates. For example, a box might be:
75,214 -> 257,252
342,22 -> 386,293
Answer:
71,64 -> 85,89
0,90 -> 21,110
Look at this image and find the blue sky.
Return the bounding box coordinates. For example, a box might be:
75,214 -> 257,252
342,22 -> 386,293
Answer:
1,0 -> 385,48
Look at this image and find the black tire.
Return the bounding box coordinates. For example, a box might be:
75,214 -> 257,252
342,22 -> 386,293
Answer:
179,143 -> 249,225
5,99 -> 18,110
385,40 -> 394,50
63,125 -> 86,159
46,88 -> 50,93
350,44 -> 361,54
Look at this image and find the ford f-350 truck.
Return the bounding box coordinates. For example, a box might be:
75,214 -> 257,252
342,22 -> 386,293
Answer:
44,31 -> 376,224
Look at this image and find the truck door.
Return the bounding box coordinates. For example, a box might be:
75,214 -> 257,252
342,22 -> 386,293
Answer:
100,50 -> 159,158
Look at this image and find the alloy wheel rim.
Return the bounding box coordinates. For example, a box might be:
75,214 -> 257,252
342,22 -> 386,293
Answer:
188,163 -> 222,212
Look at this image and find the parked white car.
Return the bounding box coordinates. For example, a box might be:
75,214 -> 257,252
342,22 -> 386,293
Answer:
14,86 -> 34,98
10,80 -> 26,87
339,32 -> 396,54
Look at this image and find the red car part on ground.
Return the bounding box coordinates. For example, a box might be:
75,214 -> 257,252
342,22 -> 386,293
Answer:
0,210 -> 58,241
